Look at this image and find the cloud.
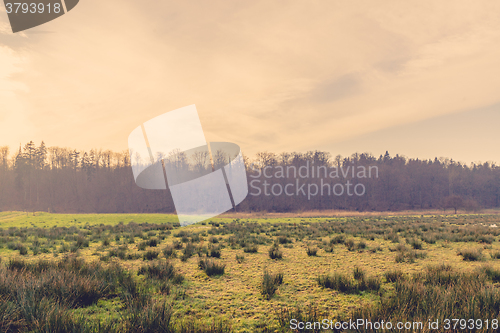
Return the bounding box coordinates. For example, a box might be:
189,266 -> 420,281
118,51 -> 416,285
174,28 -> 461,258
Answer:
0,0 -> 499,163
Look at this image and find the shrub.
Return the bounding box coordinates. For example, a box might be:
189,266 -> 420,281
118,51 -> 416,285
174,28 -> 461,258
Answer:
317,273 -> 355,293
209,246 -> 221,258
306,247 -> 318,256
261,271 -> 284,300
369,246 -> 382,253
243,245 -> 258,253
143,250 -> 159,261
162,245 -> 176,258
357,241 -> 367,250
482,266 -> 500,283
181,242 -> 195,262
385,269 -> 405,282
330,235 -> 345,244
349,266 -> 500,329
198,258 -> 225,276
275,304 -> 326,333
147,238 -> 159,247
196,245 -> 208,257
137,261 -> 184,284
345,239 -> 356,251
395,244 -> 407,252
235,254 -> 245,263
478,235 -> 494,244
358,276 -> 381,292
409,239 -> 423,250
318,271 -> 379,294
138,242 -> 147,251
353,266 -> 365,281
278,236 -> 291,244
459,248 -> 483,261
491,251 -> 500,259
31,246 -> 40,255
395,252 -> 405,263
18,244 -> 28,255
125,298 -> 174,333
75,236 -> 89,248
410,250 -> 427,260
268,244 -> 283,260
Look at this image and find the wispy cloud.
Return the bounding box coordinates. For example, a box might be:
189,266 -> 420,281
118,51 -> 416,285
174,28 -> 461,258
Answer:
0,0 -> 499,162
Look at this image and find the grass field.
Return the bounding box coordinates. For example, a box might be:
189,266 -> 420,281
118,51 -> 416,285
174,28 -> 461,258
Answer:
1,212 -> 500,332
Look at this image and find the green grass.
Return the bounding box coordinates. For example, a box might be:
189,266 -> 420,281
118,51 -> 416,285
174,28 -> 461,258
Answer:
0,212 -> 500,332
0,212 -> 180,229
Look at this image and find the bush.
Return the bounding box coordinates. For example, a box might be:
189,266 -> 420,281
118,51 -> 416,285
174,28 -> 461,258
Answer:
198,258 -> 225,276
147,238 -> 159,247
181,242 -> 195,262
235,254 -> 245,263
358,276 -> 381,292
409,239 -> 423,250
482,266 -> 500,283
459,248 -> 483,261
317,273 -> 355,293
18,244 -> 28,255
243,245 -> 258,253
353,266 -> 365,281
209,246 -> 221,258
306,247 -> 318,256
350,266 -> 500,330
275,304 -> 326,333
261,271 -> 284,300
395,252 -> 405,263
345,239 -> 356,251
330,235 -> 345,244
268,244 -> 283,260
196,245 -> 208,257
478,235 -> 494,244
137,261 -> 184,284
385,269 -> 405,282
162,245 -> 176,258
318,271 -> 380,293
143,250 -> 159,261
369,246 -> 382,253
278,236 -> 291,244
395,244 -> 407,252
75,236 -> 89,248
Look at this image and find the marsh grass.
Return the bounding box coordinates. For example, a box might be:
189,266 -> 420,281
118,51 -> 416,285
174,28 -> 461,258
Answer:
2,213 -> 500,332
268,244 -> 283,259
306,247 -> 318,256
198,258 -> 225,276
261,271 -> 284,300
458,248 -> 483,261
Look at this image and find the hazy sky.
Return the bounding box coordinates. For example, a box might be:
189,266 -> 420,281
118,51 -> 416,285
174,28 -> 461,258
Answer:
1,1 -> 500,164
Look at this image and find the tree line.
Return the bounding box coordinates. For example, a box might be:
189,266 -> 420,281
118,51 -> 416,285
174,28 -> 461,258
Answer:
0,141 -> 497,214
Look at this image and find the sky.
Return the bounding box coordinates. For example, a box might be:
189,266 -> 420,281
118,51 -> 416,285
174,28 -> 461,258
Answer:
1,0 -> 500,164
